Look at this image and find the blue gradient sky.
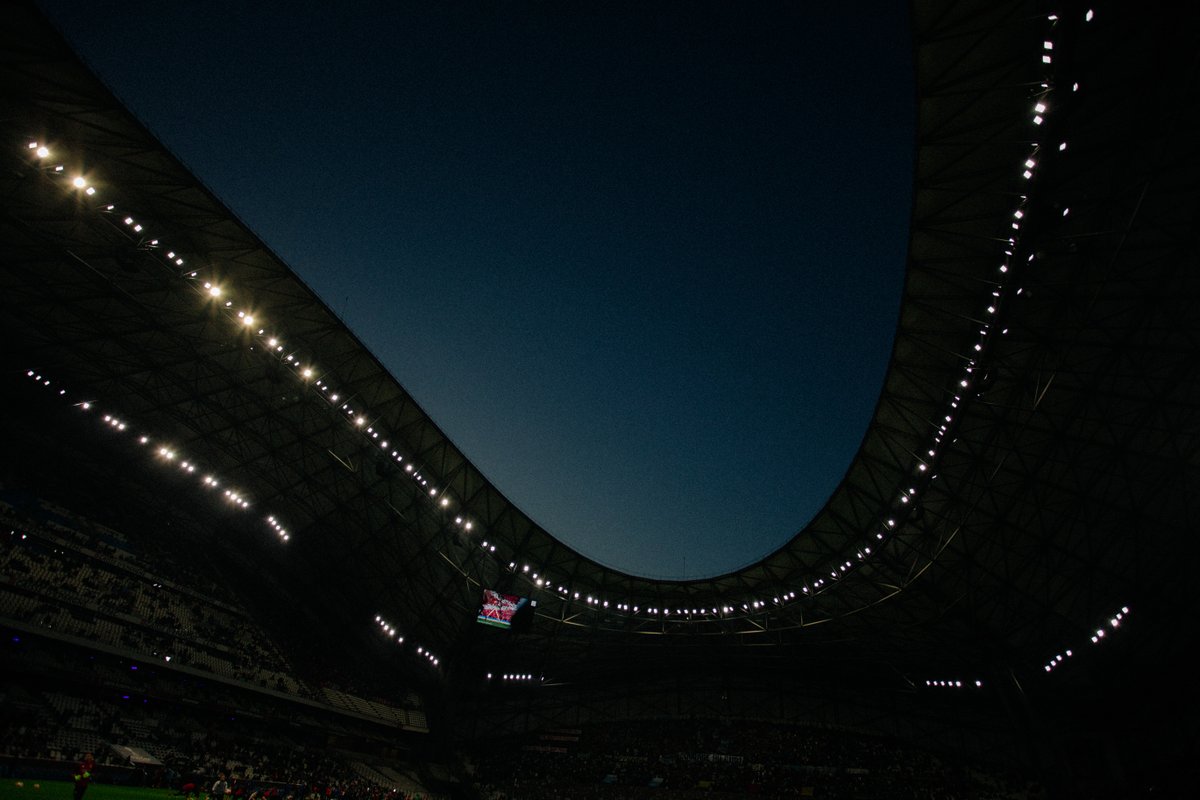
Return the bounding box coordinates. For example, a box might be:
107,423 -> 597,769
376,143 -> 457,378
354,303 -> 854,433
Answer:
39,1 -> 914,578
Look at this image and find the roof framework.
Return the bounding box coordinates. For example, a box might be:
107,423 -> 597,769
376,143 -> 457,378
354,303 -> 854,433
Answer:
3,0 -> 1198,760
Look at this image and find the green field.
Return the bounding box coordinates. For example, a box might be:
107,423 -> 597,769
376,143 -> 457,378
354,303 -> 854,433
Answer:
0,782 -> 181,800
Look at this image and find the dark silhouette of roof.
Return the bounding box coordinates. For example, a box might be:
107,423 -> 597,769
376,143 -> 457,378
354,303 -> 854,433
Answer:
4,0 -> 1198,772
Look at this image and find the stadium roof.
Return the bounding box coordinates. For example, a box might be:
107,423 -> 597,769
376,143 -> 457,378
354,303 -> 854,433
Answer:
3,0 -> 1198,747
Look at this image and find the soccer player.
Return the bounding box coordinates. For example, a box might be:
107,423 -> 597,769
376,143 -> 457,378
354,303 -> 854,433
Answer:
73,753 -> 96,800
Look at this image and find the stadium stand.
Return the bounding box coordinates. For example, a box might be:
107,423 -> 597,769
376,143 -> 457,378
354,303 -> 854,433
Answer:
3,1 -> 1199,798
0,631 -> 445,798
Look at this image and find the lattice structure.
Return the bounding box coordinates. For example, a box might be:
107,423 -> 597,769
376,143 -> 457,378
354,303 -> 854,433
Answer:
3,0 -> 1197,779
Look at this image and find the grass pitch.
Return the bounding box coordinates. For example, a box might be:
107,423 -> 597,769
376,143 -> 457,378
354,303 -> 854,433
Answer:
0,782 -> 180,800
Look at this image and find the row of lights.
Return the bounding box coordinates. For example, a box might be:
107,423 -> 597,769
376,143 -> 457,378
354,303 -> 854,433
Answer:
22,369 -> 289,541
805,8 -> 1098,600
374,614 -> 404,643
1044,606 -> 1129,673
23,131 -> 908,628
1091,607 -> 1129,644
60,143 -> 481,540
481,0 -> 1091,615
25,132 -> 858,625
25,135 -> 478,673
490,673 -> 540,683
924,679 -> 984,689
23,138 -> 460,543
18,8 -> 1097,629
374,614 -> 441,670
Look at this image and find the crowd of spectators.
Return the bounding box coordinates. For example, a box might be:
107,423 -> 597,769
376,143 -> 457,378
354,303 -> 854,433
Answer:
470,719 -> 1040,799
0,497 -> 306,695
0,492 -> 446,800
0,494 -> 426,735
0,677 -> 440,800
0,492 -> 1041,800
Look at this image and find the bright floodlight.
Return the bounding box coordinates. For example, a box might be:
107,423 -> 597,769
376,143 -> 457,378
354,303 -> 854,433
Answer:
209,286 -> 221,298
72,176 -> 87,188
36,146 -> 49,158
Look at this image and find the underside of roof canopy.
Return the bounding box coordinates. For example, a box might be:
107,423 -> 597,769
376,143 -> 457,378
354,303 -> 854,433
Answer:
3,0 -> 1198,762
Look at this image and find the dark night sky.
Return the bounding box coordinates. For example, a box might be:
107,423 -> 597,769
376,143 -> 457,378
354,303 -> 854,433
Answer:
37,1 -> 914,579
